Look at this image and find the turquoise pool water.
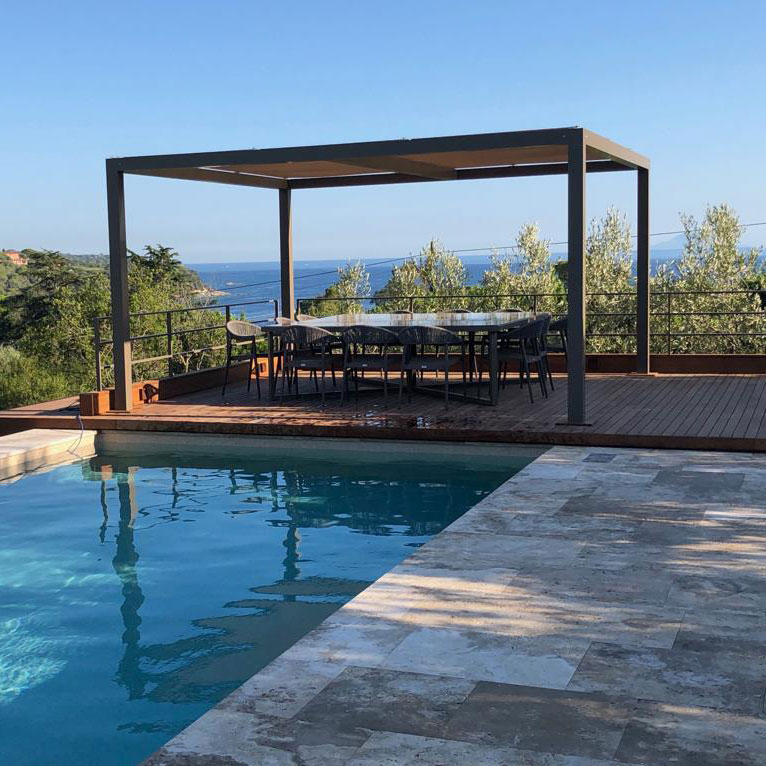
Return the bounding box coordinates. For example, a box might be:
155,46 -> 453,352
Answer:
0,441 -> 535,765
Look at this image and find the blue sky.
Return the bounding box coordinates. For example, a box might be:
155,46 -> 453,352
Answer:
2,0 -> 765,263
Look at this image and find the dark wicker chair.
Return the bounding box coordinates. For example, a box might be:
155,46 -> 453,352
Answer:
222,320 -> 262,398
278,325 -> 343,405
496,317 -> 549,403
547,316 -> 569,363
397,325 -> 467,410
339,325 -> 400,406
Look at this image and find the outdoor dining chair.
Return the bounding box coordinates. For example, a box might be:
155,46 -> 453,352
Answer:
339,325 -> 400,406
496,317 -> 549,403
397,325 -> 467,410
222,320 -> 262,398
278,324 -> 343,406
547,315 -> 569,363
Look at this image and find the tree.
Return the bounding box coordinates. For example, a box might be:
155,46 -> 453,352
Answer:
480,224 -> 564,313
375,239 -> 467,311
300,261 -> 371,316
584,208 -> 634,352
652,204 -> 764,353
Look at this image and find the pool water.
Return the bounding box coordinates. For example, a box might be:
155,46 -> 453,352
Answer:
0,441 -> 536,765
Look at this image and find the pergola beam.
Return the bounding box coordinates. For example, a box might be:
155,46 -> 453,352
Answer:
584,130 -> 650,170
108,128 -> 577,173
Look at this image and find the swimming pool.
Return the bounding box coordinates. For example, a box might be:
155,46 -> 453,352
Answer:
0,436 -> 538,765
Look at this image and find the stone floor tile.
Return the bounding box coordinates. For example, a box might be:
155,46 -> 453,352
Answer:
678,609 -> 766,641
445,682 -> 636,760
347,731 -> 623,765
382,626 -> 589,688
522,564 -> 675,607
297,666 -> 475,739
665,574 -> 766,612
573,539 -> 766,579
652,469 -> 746,500
615,702 -> 766,766
408,531 -> 583,571
472,507 -> 643,542
277,613 -> 412,668
567,641 -> 766,715
142,709 -> 309,766
216,657 -> 345,718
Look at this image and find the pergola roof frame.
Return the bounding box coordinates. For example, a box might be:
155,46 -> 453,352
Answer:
106,126 -> 650,426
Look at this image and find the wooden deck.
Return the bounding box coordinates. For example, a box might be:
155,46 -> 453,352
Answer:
4,373 -> 766,452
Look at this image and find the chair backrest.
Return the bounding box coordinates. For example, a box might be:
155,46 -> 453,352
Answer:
282,324 -> 337,348
501,306 -> 525,313
549,316 -> 568,335
390,309 -> 413,315
506,317 -> 547,342
296,313 -> 316,321
450,308 -> 470,313
537,313 -> 552,336
340,325 -> 400,347
226,320 -> 261,340
397,325 -> 462,347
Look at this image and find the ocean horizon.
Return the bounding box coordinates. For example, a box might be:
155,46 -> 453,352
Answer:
186,249 -> 687,309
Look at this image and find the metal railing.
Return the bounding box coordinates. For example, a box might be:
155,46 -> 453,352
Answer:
296,289 -> 766,354
94,299 -> 278,389
92,289 -> 766,389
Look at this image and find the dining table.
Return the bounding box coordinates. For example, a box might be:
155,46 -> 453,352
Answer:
260,310 -> 535,406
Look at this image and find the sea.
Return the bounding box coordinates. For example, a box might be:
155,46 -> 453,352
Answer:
189,249 -> 685,316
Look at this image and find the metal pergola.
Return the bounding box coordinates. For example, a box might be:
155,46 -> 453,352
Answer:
105,127 -> 650,424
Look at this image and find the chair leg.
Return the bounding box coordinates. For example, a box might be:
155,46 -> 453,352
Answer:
247,339 -> 254,393
221,340 -> 231,397
279,352 -> 288,402
253,341 -> 261,399
354,369 -> 359,407
522,350 -> 534,404
398,370 -> 405,408
320,357 -> 327,407
461,348 -> 467,397
538,361 -> 547,398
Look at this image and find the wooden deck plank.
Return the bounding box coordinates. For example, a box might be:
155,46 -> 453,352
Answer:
2,373 -> 766,451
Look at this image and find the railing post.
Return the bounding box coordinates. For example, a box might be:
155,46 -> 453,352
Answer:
533,294 -> 538,314
273,300 -> 278,321
165,311 -> 173,377
666,292 -> 672,354
408,296 -> 414,313
93,317 -> 102,391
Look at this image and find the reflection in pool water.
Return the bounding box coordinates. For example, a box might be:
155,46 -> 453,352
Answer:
0,445 -> 536,765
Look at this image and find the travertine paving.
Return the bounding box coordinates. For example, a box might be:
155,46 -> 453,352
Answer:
143,446 -> 766,765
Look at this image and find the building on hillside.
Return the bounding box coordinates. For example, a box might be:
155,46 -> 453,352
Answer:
1,249 -> 27,266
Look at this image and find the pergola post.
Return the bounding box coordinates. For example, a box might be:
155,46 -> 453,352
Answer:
279,188 -> 294,318
106,163 -> 132,411
636,167 -> 650,372
567,135 -> 587,424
